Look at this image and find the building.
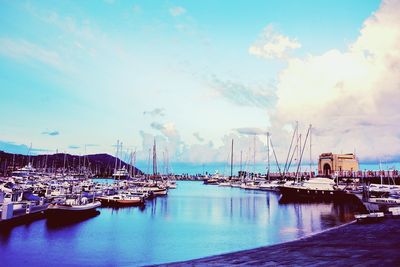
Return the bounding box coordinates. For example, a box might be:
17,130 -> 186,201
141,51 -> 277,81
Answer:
318,153 -> 359,176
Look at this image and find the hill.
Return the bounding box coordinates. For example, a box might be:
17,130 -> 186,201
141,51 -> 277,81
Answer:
0,150 -> 143,177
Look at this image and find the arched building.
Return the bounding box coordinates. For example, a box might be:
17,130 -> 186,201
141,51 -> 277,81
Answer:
318,153 -> 359,176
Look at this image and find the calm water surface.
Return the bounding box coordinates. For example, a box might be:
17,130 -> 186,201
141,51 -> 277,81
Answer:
0,181 -> 358,266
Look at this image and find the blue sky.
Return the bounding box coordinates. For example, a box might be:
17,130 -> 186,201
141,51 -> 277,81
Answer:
2,0 -> 399,167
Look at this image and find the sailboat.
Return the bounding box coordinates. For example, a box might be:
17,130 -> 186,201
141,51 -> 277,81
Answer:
278,124 -> 355,201
112,140 -> 131,180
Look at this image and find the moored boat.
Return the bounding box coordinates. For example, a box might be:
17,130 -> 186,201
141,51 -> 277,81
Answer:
47,196 -> 101,216
97,193 -> 144,206
278,177 -> 355,201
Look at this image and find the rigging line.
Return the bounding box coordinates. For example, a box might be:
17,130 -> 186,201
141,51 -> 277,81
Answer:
295,125 -> 311,180
283,123 -> 298,177
269,137 -> 282,178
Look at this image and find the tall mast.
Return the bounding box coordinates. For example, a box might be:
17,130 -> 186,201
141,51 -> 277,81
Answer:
83,145 -> 86,170
153,138 -> 157,175
240,150 -> 243,173
267,132 -> 270,181
12,154 -> 15,171
129,150 -> 133,177
299,134 -> 302,175
147,148 -> 151,177
253,135 -> 256,176
309,124 -> 312,178
63,152 -> 66,176
162,151 -> 166,175
28,143 -> 32,165
114,140 -> 119,173
283,123 -> 298,177
119,142 -> 123,169
133,149 -> 137,177
230,139 -> 234,179
295,121 -> 299,172
295,124 -> 311,182
165,148 -> 169,176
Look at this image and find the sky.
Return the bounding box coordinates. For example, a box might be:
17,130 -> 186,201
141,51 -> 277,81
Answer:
1,0 -> 399,170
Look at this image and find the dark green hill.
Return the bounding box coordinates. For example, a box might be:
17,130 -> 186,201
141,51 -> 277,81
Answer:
0,150 -> 143,177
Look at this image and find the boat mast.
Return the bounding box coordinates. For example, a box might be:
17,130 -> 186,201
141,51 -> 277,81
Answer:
165,148 -> 169,176
296,121 -> 299,173
153,139 -> 157,176
27,142 -> 32,166
240,150 -> 243,174
267,132 -> 270,182
283,123 -> 298,178
129,150 -> 133,178
147,148 -> 151,178
253,135 -> 256,177
119,142 -> 123,170
295,124 -> 311,182
230,139 -> 234,179
133,149 -> 136,177
299,134 -> 302,175
269,136 -> 282,177
309,124 -> 312,178
12,154 -> 15,171
114,140 -> 119,173
162,151 -> 166,175
63,152 -> 67,176
83,145 -> 86,171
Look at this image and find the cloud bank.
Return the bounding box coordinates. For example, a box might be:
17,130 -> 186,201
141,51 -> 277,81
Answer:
266,0 -> 400,162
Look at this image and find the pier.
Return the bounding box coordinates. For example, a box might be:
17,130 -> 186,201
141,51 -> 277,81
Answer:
158,218 -> 400,266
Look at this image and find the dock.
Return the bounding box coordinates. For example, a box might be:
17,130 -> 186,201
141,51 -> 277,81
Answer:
156,218 -> 400,266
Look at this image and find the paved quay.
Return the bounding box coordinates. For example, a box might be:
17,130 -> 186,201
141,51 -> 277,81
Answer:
155,218 -> 400,266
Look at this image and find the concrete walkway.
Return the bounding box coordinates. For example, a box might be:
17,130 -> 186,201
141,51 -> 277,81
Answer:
155,218 -> 400,266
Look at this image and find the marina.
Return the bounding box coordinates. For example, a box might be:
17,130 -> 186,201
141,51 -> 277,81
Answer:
1,0 -> 399,265
0,179 -> 361,266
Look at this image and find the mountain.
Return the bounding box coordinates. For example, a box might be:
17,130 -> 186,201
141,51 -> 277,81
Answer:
0,150 -> 143,177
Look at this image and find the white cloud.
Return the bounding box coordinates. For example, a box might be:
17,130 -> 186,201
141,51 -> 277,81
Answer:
267,0 -> 400,162
0,38 -> 65,70
169,6 -> 186,17
144,108 -> 165,117
249,24 -> 301,60
210,76 -> 276,108
235,127 -> 268,136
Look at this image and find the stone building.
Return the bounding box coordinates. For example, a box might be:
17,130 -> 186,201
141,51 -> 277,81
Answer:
318,153 -> 359,176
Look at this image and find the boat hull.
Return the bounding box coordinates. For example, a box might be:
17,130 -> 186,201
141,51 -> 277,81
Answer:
46,202 -> 101,216
97,197 -> 144,207
203,179 -> 218,185
278,186 -> 357,202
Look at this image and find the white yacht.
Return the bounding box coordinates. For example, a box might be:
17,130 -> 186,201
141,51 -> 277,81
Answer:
112,166 -> 130,180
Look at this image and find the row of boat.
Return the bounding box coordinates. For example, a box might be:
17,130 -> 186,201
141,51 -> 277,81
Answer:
203,174 -> 400,215
0,171 -> 176,225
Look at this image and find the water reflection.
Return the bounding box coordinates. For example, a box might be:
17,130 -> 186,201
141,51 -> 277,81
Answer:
0,181 -> 359,266
45,211 -> 100,229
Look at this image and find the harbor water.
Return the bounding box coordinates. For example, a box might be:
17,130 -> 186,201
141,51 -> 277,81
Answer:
0,181 -> 358,266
